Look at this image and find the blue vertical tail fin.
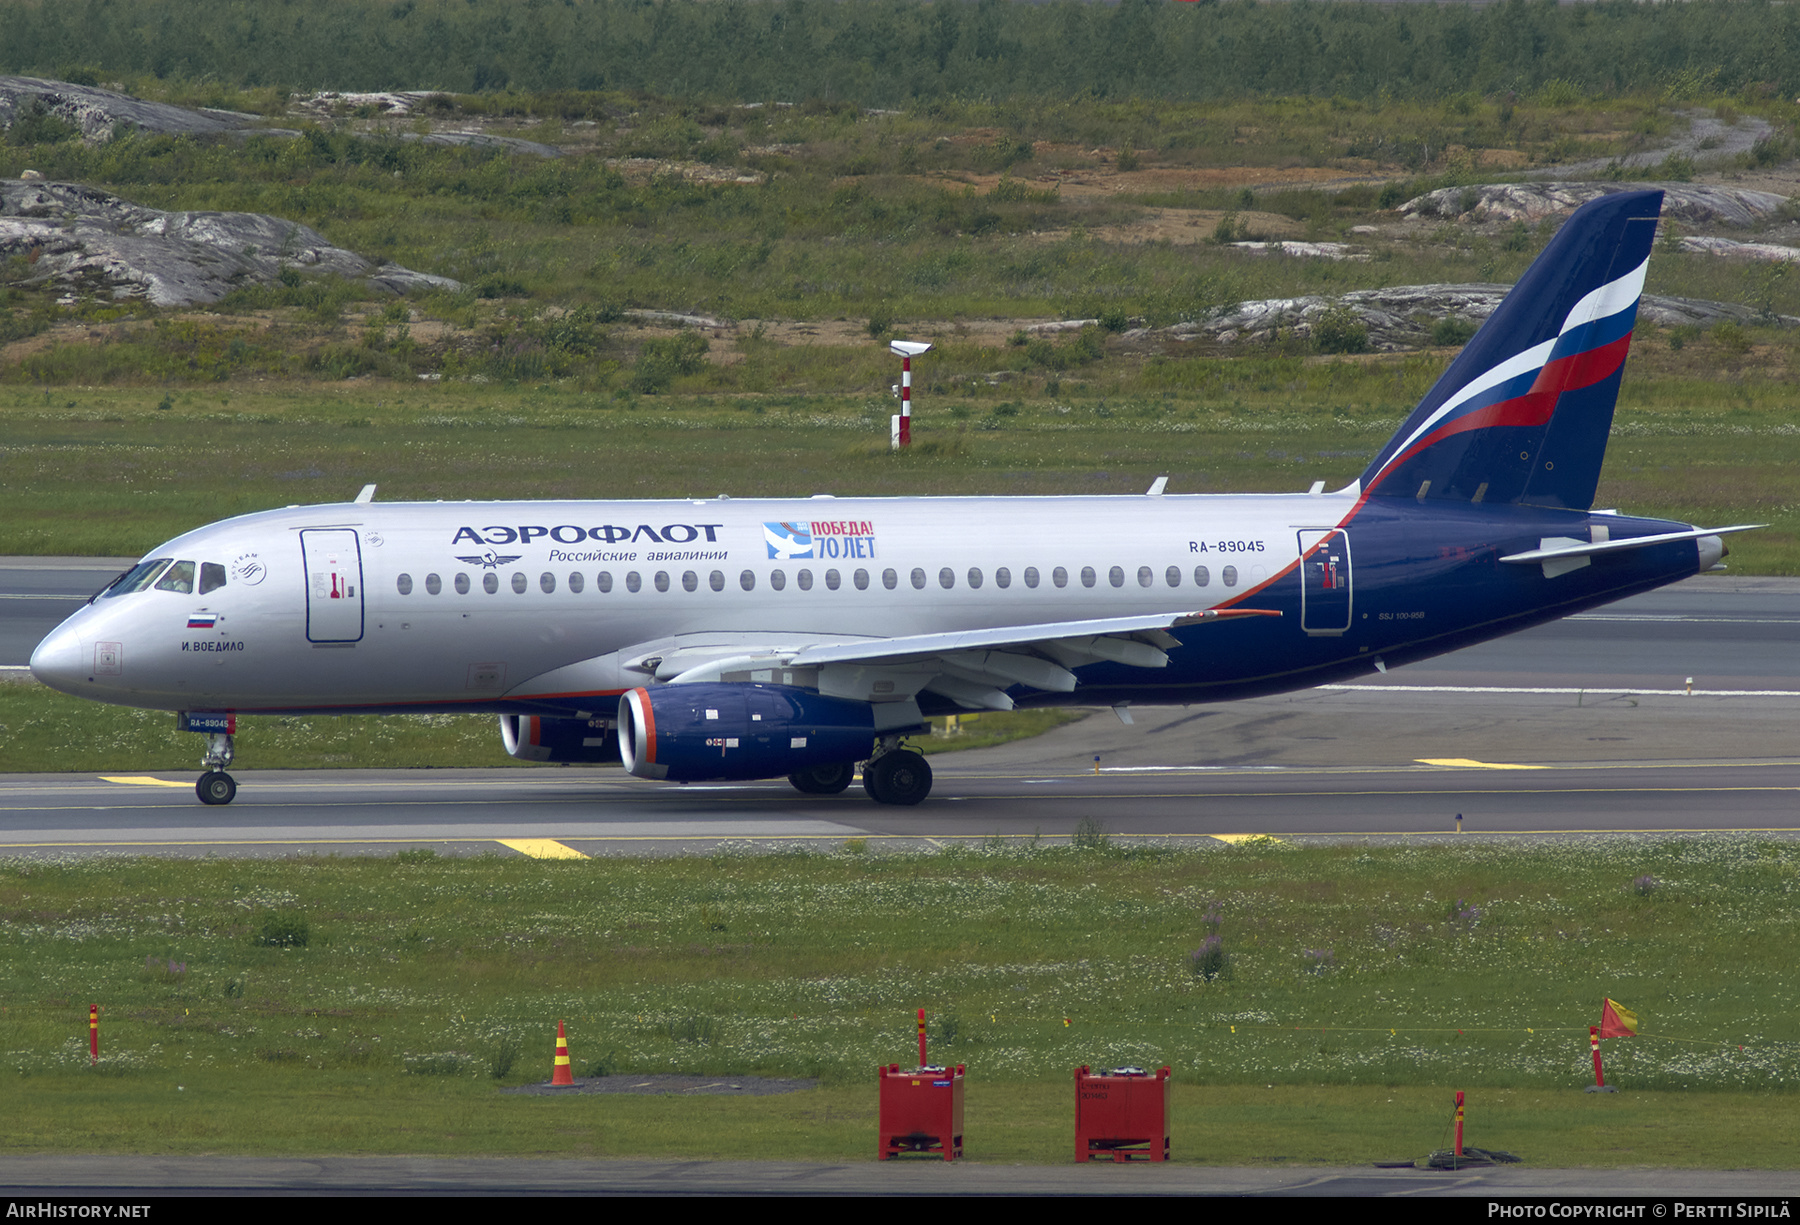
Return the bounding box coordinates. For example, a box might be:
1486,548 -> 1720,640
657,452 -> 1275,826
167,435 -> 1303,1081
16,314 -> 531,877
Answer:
1359,189 -> 1663,511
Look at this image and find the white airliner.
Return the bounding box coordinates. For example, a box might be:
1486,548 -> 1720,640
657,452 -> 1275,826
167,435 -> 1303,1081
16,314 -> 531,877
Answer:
30,190 -> 1758,806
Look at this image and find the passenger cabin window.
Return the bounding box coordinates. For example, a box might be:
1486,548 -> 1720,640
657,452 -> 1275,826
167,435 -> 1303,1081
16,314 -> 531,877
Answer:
1222,565 -> 1238,587
1080,566 -> 1097,589
740,570 -> 755,591
155,561 -> 196,594
883,569 -> 898,590
682,571 -> 698,592
397,573 -> 413,596
598,571 -> 614,593
796,569 -> 813,591
1052,567 -> 1068,588
1194,566 -> 1210,587
483,573 -> 499,594
770,569 -> 786,591
625,572 -> 642,593
1108,566 -> 1124,588
455,573 -> 471,594
1165,566 -> 1181,588
825,569 -> 841,591
1024,567 -> 1040,589
1138,566 -> 1154,588
938,568 -> 955,590
200,563 -> 228,595
995,567 -> 1011,589
426,573 -> 442,595
568,572 -> 584,594
511,573 -> 528,594
710,571 -> 725,592
967,567 -> 983,589
540,572 -> 556,594
910,568 -> 926,590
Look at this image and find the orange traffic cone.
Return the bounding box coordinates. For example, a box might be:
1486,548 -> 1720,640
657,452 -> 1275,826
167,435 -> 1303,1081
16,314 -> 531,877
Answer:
552,1019 -> 574,1086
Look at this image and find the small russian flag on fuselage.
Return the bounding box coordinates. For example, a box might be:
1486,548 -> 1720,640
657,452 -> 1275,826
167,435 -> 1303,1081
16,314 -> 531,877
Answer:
187,613 -> 218,629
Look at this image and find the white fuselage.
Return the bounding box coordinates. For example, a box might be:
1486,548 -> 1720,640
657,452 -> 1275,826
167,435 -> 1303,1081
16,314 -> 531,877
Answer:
34,492 -> 1331,714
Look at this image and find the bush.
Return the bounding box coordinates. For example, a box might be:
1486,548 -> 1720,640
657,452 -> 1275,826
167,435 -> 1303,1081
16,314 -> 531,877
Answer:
1071,816 -> 1110,851
1190,935 -> 1230,981
1313,304 -> 1369,354
1712,322 -> 1751,354
1430,316 -> 1478,347
254,910 -> 309,948
1658,153 -> 1696,182
630,330 -> 710,393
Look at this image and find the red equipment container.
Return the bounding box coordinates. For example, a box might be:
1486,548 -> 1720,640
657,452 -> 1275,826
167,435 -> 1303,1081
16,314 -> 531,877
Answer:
877,1063 -> 965,1161
1074,1065 -> 1171,1162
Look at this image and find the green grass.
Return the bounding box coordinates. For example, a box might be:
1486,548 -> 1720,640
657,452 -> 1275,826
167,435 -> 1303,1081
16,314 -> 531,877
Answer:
4,840 -> 1800,1162
4,375 -> 1798,571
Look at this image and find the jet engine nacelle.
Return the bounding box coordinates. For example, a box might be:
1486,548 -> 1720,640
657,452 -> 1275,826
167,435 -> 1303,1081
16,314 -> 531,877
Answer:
499,714 -> 622,764
618,683 -> 875,782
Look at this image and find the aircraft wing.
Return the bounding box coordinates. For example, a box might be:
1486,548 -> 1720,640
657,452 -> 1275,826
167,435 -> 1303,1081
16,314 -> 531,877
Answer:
664,607 -> 1280,711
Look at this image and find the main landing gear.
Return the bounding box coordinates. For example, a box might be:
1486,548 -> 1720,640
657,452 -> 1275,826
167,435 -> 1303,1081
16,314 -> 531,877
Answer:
196,732 -> 236,805
788,761 -> 856,795
784,740 -> 934,805
862,742 -> 932,806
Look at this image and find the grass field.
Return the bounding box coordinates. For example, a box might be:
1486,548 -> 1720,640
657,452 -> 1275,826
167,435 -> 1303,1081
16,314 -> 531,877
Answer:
3,839 -> 1798,1163
4,366 -> 1798,570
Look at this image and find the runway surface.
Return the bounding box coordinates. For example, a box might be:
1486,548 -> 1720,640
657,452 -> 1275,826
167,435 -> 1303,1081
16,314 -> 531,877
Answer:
4,563 -> 1796,857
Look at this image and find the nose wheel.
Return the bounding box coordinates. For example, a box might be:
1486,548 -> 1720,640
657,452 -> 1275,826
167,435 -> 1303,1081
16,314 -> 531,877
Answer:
196,731 -> 237,805
197,771 -> 237,805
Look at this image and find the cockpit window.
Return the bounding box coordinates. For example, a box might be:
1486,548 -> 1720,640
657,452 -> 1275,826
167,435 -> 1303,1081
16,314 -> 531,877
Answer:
199,563 -> 227,595
103,558 -> 173,597
154,560 -> 196,594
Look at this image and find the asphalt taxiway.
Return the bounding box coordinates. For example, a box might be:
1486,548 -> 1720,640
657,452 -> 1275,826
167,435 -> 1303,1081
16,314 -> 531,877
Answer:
3,566 -> 1796,857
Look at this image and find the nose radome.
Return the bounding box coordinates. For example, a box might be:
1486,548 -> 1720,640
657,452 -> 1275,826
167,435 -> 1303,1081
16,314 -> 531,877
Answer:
29,623 -> 85,695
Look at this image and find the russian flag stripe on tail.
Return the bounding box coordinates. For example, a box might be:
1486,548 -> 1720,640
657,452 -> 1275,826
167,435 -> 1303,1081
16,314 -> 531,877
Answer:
1360,189 -> 1662,511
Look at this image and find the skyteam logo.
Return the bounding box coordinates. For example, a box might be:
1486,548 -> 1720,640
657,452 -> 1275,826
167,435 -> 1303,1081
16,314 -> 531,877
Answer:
765,521 -> 812,559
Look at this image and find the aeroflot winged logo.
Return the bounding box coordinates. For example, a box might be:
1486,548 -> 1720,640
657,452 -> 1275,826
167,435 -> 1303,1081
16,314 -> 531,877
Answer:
765,520 -> 878,560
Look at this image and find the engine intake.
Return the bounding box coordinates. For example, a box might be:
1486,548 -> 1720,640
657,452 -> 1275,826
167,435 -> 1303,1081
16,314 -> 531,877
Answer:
618,683 -> 875,782
499,714 -> 622,764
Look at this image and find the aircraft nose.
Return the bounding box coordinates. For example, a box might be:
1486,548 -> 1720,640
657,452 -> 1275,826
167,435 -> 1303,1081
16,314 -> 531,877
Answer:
29,623 -> 86,695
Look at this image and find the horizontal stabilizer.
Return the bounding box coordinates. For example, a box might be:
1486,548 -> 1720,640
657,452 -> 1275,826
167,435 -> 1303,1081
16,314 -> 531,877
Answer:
1499,524 -> 1764,565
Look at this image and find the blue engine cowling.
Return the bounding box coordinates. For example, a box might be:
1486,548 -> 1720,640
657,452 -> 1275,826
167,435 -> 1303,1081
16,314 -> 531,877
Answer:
618,683 -> 875,781
499,714 -> 622,764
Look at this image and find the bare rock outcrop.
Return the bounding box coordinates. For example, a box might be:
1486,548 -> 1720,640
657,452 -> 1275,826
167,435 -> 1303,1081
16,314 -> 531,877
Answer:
1401,182 -> 1789,229
1,179 -> 458,306
1165,284 -> 1794,351
0,75 -> 260,142
1679,235 -> 1800,264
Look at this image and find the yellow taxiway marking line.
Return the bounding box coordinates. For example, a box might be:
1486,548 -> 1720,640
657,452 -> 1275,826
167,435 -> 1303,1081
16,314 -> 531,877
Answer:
496,838 -> 588,859
1210,833 -> 1284,844
98,776 -> 192,788
1414,758 -> 1551,770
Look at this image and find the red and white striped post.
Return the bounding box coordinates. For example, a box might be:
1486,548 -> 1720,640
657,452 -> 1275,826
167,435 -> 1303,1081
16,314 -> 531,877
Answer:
890,340 -> 932,449
1589,1025 -> 1605,1088
89,1004 -> 98,1064
1454,1090 -> 1465,1158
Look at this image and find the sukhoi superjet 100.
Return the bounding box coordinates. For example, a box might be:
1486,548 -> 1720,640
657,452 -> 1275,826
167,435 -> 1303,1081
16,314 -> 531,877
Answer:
31,191 -> 1757,806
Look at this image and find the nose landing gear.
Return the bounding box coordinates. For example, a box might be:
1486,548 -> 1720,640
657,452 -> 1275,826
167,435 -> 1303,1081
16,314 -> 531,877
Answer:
196,732 -> 236,805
